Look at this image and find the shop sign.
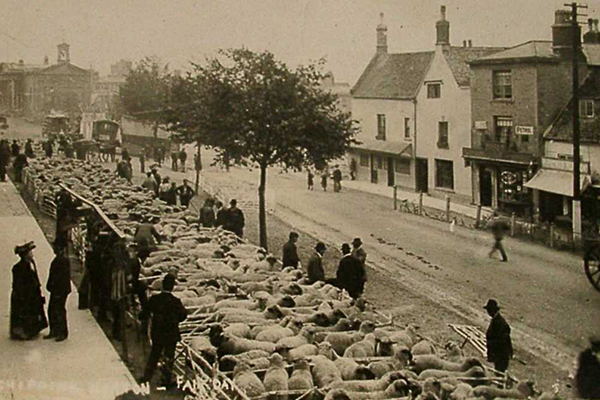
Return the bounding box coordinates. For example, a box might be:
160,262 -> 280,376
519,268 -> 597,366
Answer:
475,121 -> 487,130
516,125 -> 534,135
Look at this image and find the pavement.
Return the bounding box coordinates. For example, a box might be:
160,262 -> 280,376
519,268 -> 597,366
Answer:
0,179 -> 139,400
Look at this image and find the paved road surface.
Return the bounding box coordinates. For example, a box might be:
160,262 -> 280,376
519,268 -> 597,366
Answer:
0,180 -> 139,399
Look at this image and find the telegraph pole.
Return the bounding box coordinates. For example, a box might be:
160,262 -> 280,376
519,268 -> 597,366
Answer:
566,2 -> 586,243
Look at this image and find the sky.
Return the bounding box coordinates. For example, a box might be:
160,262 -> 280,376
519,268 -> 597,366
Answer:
2,0 -> 600,85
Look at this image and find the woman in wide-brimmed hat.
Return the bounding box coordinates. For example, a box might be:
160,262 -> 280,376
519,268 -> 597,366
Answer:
10,241 -> 48,340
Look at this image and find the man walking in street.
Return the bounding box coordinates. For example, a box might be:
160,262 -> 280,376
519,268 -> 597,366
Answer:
484,299 -> 513,373
45,241 -> 71,342
333,166 -> 342,192
307,242 -> 326,284
488,212 -> 509,262
139,274 -> 187,386
171,150 -> 178,171
0,139 -> 10,182
226,199 -> 245,237
336,243 -> 366,299
179,148 -> 187,173
139,151 -> 145,174
282,231 -> 300,269
351,237 -> 367,268
177,179 -> 195,208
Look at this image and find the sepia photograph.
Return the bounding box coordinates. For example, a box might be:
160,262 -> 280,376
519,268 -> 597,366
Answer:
1,0 -> 600,399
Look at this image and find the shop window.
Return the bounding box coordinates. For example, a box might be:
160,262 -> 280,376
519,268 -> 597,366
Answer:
493,70 -> 512,99
580,99 -> 594,118
494,117 -> 513,147
435,159 -> 454,190
359,154 -> 369,167
395,158 -> 410,174
438,121 -> 449,149
427,83 -> 441,99
377,114 -> 386,140
499,170 -> 527,203
404,117 -> 411,139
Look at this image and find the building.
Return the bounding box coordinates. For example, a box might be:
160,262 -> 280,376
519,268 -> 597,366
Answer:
349,8 -> 503,202
0,43 -> 94,116
92,59 -> 131,113
463,10 -> 579,217
321,72 -> 352,115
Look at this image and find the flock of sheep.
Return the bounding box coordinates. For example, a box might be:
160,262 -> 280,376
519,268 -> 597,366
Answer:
23,157 -> 553,400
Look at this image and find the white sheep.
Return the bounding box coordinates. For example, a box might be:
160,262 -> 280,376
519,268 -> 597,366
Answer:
263,353 -> 289,399
223,323 -> 253,339
278,343 -> 319,362
343,333 -> 377,358
419,365 -> 486,381
288,358 -> 314,391
472,380 -> 537,400
448,382 -> 474,400
332,350 -> 375,381
387,323 -> 420,348
340,380 -> 411,400
412,339 -> 437,355
324,321 -> 376,355
277,326 -> 316,349
411,355 -> 483,374
255,323 -> 298,343
310,342 -> 343,388
218,334 -> 277,355
233,361 -> 266,398
367,346 -> 414,378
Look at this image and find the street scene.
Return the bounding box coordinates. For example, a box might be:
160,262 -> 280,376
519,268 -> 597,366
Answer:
1,1 -> 600,399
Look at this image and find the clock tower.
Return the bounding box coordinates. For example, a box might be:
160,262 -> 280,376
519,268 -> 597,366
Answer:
57,42 -> 70,64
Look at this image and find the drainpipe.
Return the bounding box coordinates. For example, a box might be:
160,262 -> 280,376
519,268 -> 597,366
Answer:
412,98 -> 418,191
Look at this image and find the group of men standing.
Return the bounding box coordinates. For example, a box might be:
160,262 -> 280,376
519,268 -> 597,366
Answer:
199,198 -> 245,237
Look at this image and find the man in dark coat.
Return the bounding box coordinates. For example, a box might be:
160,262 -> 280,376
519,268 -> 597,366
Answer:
164,182 -> 178,206
226,199 -> 245,237
351,237 -> 367,268
134,217 -> 162,257
13,152 -> 28,183
25,139 -> 35,158
484,299 -> 513,372
0,139 -> 10,182
306,242 -> 326,284
139,274 -> 188,385
11,140 -> 20,157
215,200 -> 228,228
44,139 -> 54,158
11,241 -> 47,340
336,243 -> 366,299
55,186 -> 74,249
333,167 -> 342,192
282,231 -> 300,269
45,242 -> 71,341
488,212 -> 509,262
171,150 -> 178,171
177,179 -> 195,208
179,148 -> 187,173
575,335 -> 600,399
199,198 -> 216,227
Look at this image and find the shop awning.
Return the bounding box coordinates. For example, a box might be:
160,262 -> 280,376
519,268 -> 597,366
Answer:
524,169 -> 590,197
351,141 -> 412,157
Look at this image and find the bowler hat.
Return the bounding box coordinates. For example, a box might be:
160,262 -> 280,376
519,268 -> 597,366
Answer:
352,237 -> 362,246
483,299 -> 500,312
341,243 -> 351,253
14,241 -> 36,255
315,242 -> 327,252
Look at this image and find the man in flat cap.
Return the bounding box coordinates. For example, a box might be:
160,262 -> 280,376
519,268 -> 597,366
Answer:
484,299 -> 513,372
307,242 -> 327,284
336,243 -> 367,299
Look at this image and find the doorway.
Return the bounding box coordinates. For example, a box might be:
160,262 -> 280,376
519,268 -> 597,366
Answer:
480,168 -> 492,207
416,158 -> 428,193
370,154 -> 378,183
387,157 -> 395,187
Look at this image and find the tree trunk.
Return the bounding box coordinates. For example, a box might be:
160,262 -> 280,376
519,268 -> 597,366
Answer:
258,165 -> 268,251
152,121 -> 159,138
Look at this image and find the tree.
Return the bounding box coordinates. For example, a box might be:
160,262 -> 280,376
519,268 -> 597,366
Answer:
118,57 -> 172,137
167,48 -> 358,250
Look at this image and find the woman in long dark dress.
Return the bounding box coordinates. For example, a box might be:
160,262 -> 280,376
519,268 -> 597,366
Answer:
10,241 -> 48,340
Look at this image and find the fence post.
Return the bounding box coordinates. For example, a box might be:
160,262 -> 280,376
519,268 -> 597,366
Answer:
475,205 -> 482,229
393,186 -> 398,210
418,192 -> 423,216
510,212 -> 516,237
550,223 -> 555,248
445,195 -> 451,222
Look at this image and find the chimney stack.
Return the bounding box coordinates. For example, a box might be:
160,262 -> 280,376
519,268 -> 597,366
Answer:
583,18 -> 597,43
468,39 -> 472,47
552,9 -> 580,58
463,40 -> 467,47
376,12 -> 388,54
436,5 -> 450,46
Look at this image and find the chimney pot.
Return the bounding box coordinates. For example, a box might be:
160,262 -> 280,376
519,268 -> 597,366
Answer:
468,39 -> 472,47
441,5 -> 446,20
436,5 -> 450,46
376,12 -> 388,54
463,40 -> 467,47
594,19 -> 599,32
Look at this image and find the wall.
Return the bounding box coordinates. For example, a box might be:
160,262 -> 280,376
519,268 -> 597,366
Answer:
23,68 -> 92,115
416,47 -> 472,203
545,140 -> 600,174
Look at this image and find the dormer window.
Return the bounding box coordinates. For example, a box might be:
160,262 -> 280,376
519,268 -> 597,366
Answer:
580,99 -> 594,118
427,83 -> 441,99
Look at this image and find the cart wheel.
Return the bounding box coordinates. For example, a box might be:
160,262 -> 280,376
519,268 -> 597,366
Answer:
584,245 -> 600,292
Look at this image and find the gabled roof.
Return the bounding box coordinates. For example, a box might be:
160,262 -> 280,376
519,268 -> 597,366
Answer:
470,40 -> 559,65
544,71 -> 600,143
40,62 -> 91,75
0,62 -> 46,73
443,46 -> 508,86
352,52 -> 434,100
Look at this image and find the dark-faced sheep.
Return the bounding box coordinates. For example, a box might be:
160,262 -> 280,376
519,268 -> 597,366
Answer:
332,351 -> 375,381
367,346 -> 414,378
324,321 -> 376,355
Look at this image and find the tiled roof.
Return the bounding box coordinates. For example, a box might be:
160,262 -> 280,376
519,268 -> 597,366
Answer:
352,52 -> 434,99
544,72 -> 600,143
470,40 -> 558,64
443,46 -> 507,86
352,140 -> 412,156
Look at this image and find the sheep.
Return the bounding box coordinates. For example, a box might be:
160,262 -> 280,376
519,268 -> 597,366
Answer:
323,388 -> 352,400
288,358 -> 314,391
412,339 -> 437,355
255,323 -> 299,343
189,336 -> 217,362
376,337 -> 396,357
419,365 -> 486,381
472,380 -> 537,400
277,343 -> 319,362
221,353 -> 270,372
313,318 -> 359,337
448,383 -> 474,400
277,326 -> 316,349
367,346 -> 414,378
387,323 -> 420,348
343,333 -> 377,358
279,282 -> 304,296
240,280 -> 274,294
341,380 -> 411,400
443,341 -> 464,363
411,355 -> 483,374
324,321 -> 376,355
213,298 -> 258,311
233,361 -> 266,398
332,350 -> 375,381
210,326 -> 277,355
292,293 -> 321,307
224,323 -> 253,339
310,342 -> 343,388
326,370 -> 406,392
263,353 -> 289,399
221,304 -> 284,324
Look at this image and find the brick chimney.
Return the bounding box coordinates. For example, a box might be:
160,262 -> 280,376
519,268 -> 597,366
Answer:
376,13 -> 388,54
436,5 -> 450,46
583,18 -> 597,44
552,9 -> 580,58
